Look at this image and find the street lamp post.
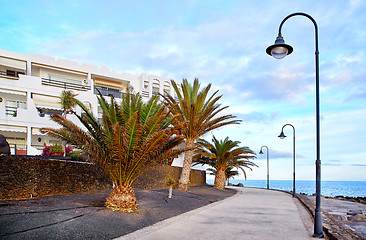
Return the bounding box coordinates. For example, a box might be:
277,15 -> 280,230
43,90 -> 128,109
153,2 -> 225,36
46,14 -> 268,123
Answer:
259,146 -> 269,189
278,124 -> 296,198
266,12 -> 323,238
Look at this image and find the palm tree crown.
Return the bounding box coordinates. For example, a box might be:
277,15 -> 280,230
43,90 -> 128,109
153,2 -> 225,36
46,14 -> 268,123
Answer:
193,136 -> 257,190
162,78 -> 241,191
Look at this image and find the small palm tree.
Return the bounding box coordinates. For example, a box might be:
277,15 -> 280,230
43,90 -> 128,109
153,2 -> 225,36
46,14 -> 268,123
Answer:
207,166 -> 239,185
166,177 -> 175,198
193,136 -> 257,190
42,92 -> 184,212
162,78 -> 240,191
59,90 -> 78,117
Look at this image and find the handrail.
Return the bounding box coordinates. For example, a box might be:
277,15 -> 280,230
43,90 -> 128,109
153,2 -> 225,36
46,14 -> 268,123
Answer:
41,77 -> 91,91
5,105 -> 18,117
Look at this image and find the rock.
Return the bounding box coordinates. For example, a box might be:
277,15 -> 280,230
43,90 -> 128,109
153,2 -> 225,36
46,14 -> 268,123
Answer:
347,210 -> 363,216
0,134 -> 10,156
347,213 -> 366,222
236,183 -> 244,187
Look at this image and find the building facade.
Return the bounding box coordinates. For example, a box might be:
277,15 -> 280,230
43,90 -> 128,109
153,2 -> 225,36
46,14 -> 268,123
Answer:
0,49 -> 186,167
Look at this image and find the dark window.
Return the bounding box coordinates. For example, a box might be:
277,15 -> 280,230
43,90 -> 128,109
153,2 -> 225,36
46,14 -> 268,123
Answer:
6,70 -> 16,77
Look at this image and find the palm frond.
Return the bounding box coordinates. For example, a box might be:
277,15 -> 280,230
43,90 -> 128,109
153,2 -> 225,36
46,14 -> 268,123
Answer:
193,135 -> 257,180
42,91 -> 186,187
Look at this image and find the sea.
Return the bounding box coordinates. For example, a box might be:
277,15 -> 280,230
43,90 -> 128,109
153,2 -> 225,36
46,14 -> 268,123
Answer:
206,179 -> 366,197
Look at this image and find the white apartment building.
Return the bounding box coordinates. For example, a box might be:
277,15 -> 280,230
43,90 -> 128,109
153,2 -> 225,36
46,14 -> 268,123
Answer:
0,49 -> 186,167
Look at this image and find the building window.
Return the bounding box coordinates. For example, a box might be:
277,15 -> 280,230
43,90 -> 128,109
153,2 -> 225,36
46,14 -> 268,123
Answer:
152,86 -> 159,96
5,100 -> 26,117
7,137 -> 26,155
94,86 -> 122,98
144,81 -> 149,89
164,82 -> 171,96
152,78 -> 160,96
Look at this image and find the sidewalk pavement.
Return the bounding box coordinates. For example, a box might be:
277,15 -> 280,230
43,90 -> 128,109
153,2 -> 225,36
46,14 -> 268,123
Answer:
117,187 -> 314,240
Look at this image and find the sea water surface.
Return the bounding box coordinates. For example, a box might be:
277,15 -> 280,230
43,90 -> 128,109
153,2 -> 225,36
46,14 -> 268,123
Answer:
206,179 -> 366,197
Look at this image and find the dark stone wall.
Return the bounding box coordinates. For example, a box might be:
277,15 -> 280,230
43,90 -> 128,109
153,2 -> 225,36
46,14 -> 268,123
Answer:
132,164 -> 206,189
0,156 -> 206,200
0,156 -> 112,199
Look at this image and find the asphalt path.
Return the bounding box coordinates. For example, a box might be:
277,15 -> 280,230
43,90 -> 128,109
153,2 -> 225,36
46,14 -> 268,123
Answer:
0,185 -> 236,239
118,187 -> 316,240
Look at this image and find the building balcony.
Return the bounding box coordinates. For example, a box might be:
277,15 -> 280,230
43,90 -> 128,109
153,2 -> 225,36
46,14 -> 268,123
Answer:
0,70 -> 25,80
41,77 -> 91,91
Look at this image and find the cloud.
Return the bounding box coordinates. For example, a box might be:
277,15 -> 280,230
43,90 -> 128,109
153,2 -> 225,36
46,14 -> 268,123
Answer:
350,164 -> 366,167
257,149 -> 305,160
237,111 -> 281,124
323,163 -> 342,166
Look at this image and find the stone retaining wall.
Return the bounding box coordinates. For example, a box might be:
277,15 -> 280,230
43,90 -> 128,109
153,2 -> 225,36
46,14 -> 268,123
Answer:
132,164 -> 206,190
0,156 -> 206,200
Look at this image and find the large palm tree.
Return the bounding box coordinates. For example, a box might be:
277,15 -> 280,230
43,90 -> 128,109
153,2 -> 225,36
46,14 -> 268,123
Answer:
162,78 -> 241,191
42,92 -> 185,212
193,136 -> 257,190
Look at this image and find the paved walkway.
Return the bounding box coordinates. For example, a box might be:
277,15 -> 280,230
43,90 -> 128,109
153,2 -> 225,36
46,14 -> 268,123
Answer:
117,187 -> 314,240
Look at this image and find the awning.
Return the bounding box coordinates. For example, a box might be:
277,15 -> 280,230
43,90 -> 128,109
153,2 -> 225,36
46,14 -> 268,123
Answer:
36,105 -> 62,111
0,57 -> 26,70
94,79 -> 124,89
32,94 -> 61,109
0,88 -> 27,96
31,128 -> 45,135
32,62 -> 87,76
0,125 -> 27,133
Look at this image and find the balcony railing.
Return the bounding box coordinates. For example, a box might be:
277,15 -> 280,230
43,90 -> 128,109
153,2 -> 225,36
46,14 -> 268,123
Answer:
5,106 -> 17,117
41,77 -> 91,91
0,70 -> 25,79
141,90 -> 149,98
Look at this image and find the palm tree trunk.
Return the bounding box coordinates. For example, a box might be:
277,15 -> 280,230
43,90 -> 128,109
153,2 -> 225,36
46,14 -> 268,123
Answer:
168,186 -> 173,198
178,139 -> 195,191
214,168 -> 226,190
105,185 -> 137,212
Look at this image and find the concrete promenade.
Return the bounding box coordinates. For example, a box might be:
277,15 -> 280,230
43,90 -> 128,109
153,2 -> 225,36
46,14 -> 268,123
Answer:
117,187 -> 314,240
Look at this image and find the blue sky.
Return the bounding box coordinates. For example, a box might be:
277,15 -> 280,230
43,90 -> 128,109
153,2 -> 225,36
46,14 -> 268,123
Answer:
1,0 -> 365,180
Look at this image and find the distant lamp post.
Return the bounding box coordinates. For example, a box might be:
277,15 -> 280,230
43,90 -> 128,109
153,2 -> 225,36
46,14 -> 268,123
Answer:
278,124 -> 296,198
266,12 -> 323,238
259,146 -> 269,189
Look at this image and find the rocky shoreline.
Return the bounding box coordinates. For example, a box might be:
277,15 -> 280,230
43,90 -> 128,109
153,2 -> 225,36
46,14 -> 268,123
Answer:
297,192 -> 366,205
297,193 -> 366,239
332,195 -> 366,205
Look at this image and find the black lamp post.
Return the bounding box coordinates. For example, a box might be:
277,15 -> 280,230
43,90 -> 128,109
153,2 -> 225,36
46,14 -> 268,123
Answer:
266,12 -> 323,238
278,124 -> 296,198
259,146 -> 269,189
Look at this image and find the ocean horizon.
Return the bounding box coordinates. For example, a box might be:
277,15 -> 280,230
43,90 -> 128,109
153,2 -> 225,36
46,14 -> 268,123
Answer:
206,179 -> 366,197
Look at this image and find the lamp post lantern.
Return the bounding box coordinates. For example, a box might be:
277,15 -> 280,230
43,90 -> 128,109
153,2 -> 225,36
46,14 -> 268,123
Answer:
266,12 -> 323,238
278,124 -> 296,198
259,146 -> 269,189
